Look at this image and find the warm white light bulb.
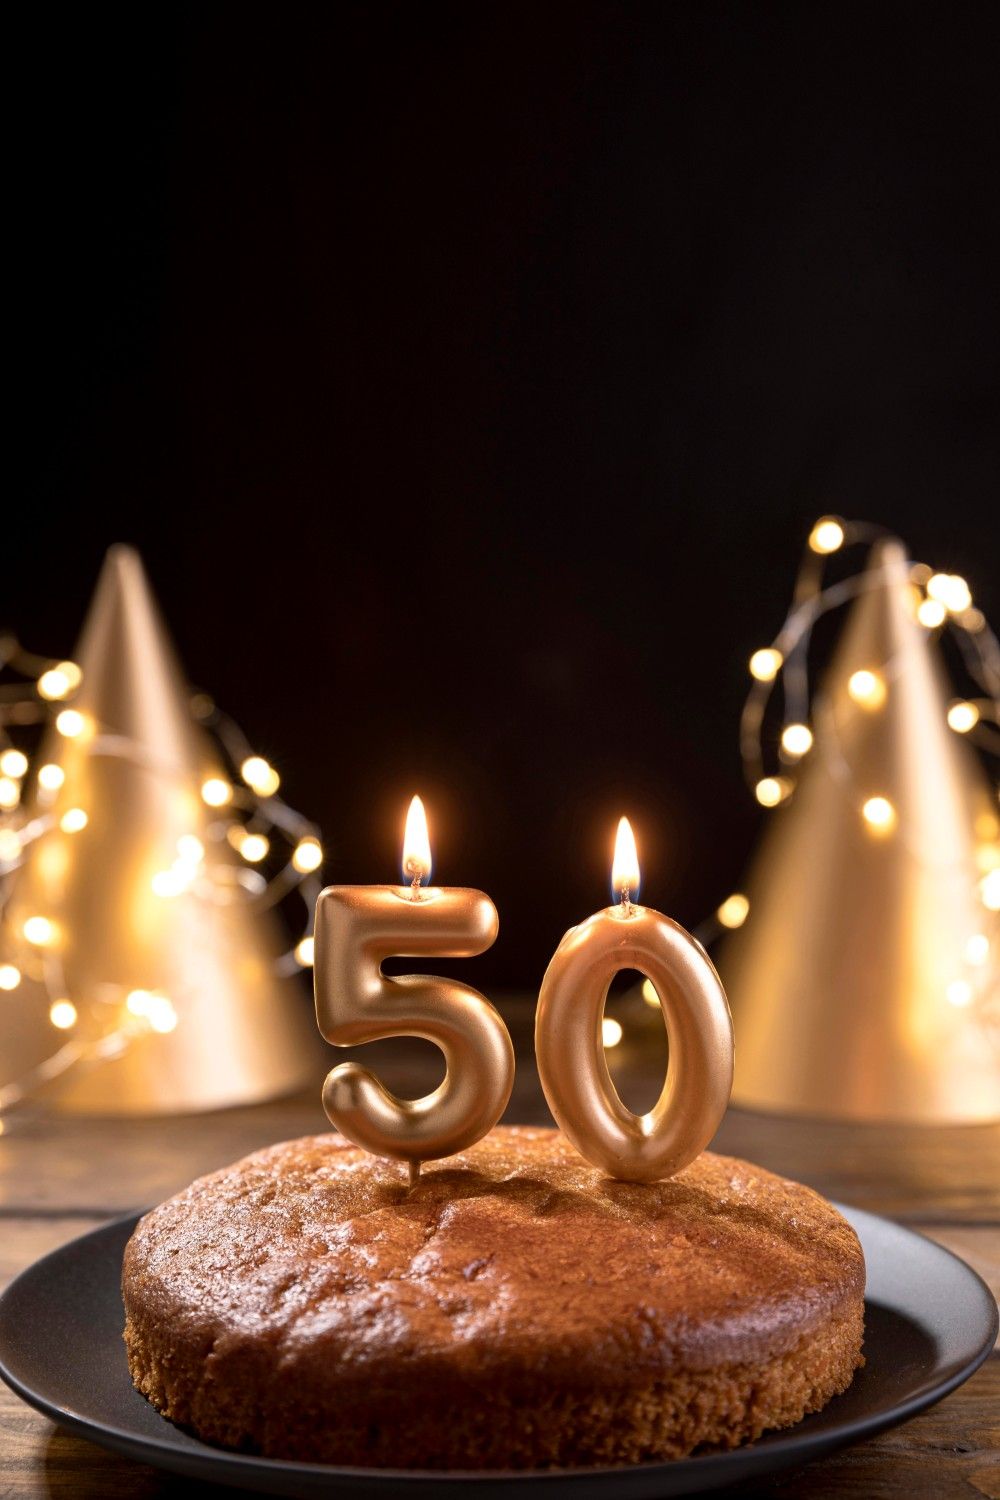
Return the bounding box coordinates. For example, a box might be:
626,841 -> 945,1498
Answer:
126,990 -> 177,1031
717,893 -> 750,929
37,661 -> 80,700
755,777 -> 791,808
781,723 -> 813,758
49,998 -> 78,1029
926,573 -> 972,614
241,756 -> 280,797
862,796 -> 896,834
0,963 -> 21,991
946,979 -> 973,1008
808,517 -> 845,554
946,701 -> 979,734
147,995 -> 178,1033
602,1016 -> 623,1048
201,777 -> 232,807
0,749 -> 28,778
23,915 -> 55,946
641,978 -> 660,1008
38,669 -> 70,701
295,936 -> 315,966
55,709 -> 86,738
917,597 -> 947,629
240,833 -> 270,863
38,763 -> 65,791
59,807 -> 88,833
980,870 -> 1000,911
293,836 -> 324,874
749,647 -> 783,682
0,777 -> 19,809
847,669 -> 887,709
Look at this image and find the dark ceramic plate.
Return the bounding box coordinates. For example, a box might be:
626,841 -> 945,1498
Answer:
0,1205 -> 995,1497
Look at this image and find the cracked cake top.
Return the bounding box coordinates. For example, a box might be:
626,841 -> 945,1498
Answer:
123,1125 -> 864,1382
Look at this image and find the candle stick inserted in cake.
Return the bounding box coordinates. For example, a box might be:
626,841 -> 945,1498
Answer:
535,817 -> 734,1181
314,795 -> 515,1182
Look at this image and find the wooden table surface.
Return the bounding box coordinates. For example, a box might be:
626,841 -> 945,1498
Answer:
2,1000 -> 998,1499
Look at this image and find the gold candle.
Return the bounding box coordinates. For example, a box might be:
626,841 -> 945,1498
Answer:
314,796 -> 515,1177
535,817 -> 734,1182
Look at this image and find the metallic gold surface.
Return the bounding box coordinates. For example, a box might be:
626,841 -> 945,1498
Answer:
721,538 -> 999,1123
314,884 -> 515,1165
535,905 -> 734,1181
2,545 -> 319,1113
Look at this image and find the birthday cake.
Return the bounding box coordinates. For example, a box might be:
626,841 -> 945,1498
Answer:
122,1126 -> 864,1468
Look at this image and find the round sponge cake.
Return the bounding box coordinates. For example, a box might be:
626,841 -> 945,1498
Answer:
122,1126 -> 864,1468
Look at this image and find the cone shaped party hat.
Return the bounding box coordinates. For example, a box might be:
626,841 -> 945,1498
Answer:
719,539 -> 999,1123
1,546 -> 319,1113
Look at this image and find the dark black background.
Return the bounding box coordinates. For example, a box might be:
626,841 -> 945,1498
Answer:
8,3 -> 999,985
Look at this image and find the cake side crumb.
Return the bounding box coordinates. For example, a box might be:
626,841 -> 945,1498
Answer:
122,1127 -> 865,1469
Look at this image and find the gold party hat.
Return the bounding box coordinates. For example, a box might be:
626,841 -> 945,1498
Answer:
1,546 -> 319,1113
720,538 -> 999,1123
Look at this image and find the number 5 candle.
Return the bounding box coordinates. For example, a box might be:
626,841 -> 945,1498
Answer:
535,817 -> 734,1181
314,796 -> 515,1180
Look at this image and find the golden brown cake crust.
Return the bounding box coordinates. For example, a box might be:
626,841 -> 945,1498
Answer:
122,1126 -> 865,1468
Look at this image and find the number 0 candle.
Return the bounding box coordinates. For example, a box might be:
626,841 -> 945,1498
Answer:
314,796 -> 515,1179
535,817 -> 734,1182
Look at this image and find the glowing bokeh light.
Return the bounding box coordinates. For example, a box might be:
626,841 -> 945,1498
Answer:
293,836 -> 324,874
848,669 -> 887,709
755,777 -> 791,808
781,723 -> 813,757
946,701 -> 979,734
201,777 -> 232,807
240,756 -> 280,797
717,893 -> 750,929
862,796 -> 896,834
0,749 -> 28,778
808,517 -> 845,554
23,915 -> 56,946
749,647 -> 783,682
49,999 -> 77,1029
602,1016 -> 623,1048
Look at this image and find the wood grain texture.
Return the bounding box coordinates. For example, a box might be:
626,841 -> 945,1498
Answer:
1,1004 -> 998,1497
3,1094 -> 997,1220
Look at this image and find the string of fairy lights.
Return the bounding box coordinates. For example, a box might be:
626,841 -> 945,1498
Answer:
632,516 -> 999,1040
0,635 -> 325,1113
3,517 -> 998,1086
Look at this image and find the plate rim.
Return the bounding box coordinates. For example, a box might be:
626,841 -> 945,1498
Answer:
0,1202 -> 996,1489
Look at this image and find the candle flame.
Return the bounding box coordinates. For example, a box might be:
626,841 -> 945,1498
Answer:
402,795 -> 432,885
611,816 -> 640,902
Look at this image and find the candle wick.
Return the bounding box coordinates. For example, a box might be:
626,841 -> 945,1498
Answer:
620,885 -> 632,919
410,872 -> 422,900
